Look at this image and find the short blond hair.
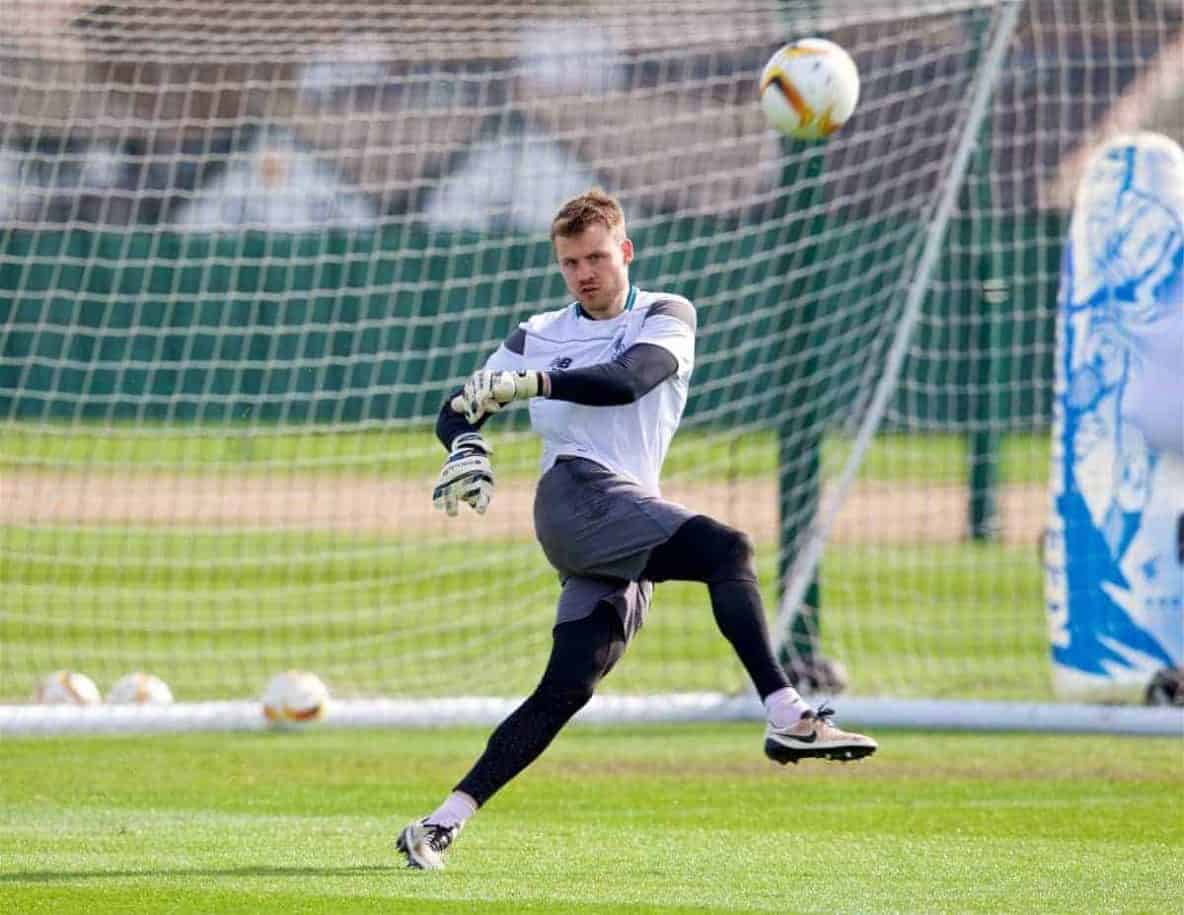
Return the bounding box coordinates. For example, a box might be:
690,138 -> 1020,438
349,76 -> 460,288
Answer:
550,188 -> 626,242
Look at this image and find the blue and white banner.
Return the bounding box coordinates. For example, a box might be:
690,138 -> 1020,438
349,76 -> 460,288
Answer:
1046,132 -> 1184,701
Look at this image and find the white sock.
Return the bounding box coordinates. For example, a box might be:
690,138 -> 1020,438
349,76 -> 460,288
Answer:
764,686 -> 811,729
428,791 -> 477,829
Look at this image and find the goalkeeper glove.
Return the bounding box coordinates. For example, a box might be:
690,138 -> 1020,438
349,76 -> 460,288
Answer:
451,370 -> 546,424
432,433 -> 494,517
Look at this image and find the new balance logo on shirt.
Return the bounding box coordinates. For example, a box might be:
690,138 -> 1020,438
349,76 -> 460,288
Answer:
483,286 -> 696,496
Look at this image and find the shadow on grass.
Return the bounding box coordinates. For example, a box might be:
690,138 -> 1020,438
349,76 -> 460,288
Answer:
1,865 -> 395,883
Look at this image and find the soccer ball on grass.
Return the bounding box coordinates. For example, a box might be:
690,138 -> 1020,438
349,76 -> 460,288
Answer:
759,38 -> 860,140
107,672 -> 174,705
34,670 -> 102,705
262,670 -> 331,727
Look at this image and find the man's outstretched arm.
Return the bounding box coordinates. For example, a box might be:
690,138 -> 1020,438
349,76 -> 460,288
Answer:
546,343 -> 677,405
446,342 -> 678,428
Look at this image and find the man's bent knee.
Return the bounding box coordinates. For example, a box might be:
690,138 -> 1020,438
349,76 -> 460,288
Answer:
677,516 -> 758,584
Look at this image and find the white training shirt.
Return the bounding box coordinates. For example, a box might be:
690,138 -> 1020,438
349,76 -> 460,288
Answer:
483,286 -> 696,495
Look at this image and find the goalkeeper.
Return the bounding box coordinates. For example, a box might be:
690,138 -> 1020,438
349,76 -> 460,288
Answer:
397,189 -> 877,871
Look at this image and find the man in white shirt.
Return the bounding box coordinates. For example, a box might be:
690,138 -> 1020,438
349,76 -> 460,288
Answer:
397,189 -> 877,871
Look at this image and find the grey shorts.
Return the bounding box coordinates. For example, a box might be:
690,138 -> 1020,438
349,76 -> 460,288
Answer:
533,457 -> 695,639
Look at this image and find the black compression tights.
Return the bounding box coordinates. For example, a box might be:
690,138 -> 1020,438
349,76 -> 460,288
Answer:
455,601 -> 626,806
643,514 -> 791,701
455,514 -> 789,807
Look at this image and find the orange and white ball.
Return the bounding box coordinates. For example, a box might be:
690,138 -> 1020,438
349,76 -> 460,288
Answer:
107,672 -> 174,705
262,671 -> 330,727
34,670 -> 102,705
760,38 -> 860,140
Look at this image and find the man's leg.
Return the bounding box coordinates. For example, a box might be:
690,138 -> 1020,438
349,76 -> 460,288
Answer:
642,515 -> 790,699
397,600 -> 626,869
454,600 -> 626,804
641,514 -> 877,764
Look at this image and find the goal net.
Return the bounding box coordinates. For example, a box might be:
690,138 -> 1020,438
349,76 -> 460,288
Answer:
2,1 -> 1181,731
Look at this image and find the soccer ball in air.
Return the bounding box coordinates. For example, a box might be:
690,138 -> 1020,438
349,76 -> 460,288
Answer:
262,670 -> 331,727
759,38 -> 860,140
34,670 -> 102,705
107,672 -> 175,705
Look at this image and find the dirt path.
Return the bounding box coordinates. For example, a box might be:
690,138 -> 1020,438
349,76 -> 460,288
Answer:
2,469 -> 1047,546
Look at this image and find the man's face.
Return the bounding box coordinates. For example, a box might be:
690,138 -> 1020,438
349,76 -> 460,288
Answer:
554,223 -> 634,319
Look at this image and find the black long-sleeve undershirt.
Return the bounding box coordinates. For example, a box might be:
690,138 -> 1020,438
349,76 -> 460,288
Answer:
435,342 -> 678,450
546,342 -> 677,405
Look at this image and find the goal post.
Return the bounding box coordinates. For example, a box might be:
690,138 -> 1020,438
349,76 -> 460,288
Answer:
2,0 -> 1182,735
772,0 -> 1024,668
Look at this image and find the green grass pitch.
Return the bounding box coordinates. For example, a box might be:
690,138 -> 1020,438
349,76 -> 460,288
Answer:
0,423 -> 1052,484
0,524 -> 1050,701
1,422 -> 1055,699
2,725 -> 1180,914
3,423 -> 1174,912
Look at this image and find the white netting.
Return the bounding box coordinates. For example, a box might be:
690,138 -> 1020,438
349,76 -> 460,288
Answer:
2,1 -> 1181,721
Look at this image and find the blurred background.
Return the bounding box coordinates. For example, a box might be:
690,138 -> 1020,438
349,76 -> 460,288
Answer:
1,1 -> 1182,705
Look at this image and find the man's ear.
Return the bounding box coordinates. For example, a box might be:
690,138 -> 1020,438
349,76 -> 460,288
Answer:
621,237 -> 634,265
